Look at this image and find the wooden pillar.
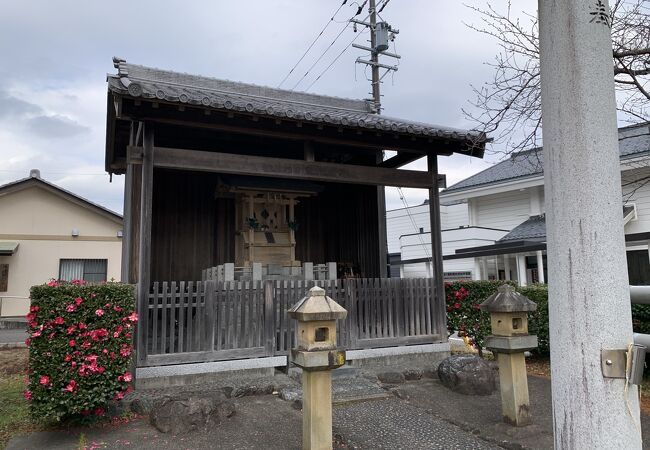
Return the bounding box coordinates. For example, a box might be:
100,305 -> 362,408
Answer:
374,147 -> 388,279
136,123 -> 154,366
121,134 -> 134,283
289,198 -> 296,262
427,153 -> 445,337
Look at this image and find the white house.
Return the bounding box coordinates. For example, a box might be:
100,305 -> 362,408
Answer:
0,170 -> 123,316
388,122 -> 650,286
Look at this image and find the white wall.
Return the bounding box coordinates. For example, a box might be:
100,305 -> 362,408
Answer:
622,166 -> 650,235
386,203 -> 431,254
473,189 -> 531,230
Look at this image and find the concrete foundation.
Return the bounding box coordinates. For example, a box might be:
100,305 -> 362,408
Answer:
134,344 -> 450,389
346,343 -> 450,369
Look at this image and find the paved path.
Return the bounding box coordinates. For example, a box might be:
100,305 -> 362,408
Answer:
10,373 -> 650,449
334,398 -> 501,449
8,393 -> 505,449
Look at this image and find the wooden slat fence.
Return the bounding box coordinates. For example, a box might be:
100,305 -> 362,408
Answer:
140,277 -> 442,367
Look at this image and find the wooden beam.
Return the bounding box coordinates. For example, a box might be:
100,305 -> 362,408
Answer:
127,145 -> 435,189
379,152 -> 424,168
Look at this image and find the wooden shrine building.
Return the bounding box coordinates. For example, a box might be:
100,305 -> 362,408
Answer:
104,57 -> 486,370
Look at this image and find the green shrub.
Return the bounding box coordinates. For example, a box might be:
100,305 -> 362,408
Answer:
25,280 -> 136,421
518,284 -> 549,355
447,281 -> 650,358
444,280 -> 515,355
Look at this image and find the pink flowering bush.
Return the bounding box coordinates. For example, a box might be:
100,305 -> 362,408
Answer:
26,280 -> 136,421
445,280 -> 516,355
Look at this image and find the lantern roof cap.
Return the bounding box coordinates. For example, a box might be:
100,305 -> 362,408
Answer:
288,286 -> 348,321
480,284 -> 537,313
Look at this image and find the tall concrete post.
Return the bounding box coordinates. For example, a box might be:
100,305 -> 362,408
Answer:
539,1 -> 641,448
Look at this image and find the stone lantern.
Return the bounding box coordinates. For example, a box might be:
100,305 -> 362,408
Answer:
480,284 -> 538,426
289,286 -> 347,450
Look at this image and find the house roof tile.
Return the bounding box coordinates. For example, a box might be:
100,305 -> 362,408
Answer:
107,57 -> 486,148
443,123 -> 650,194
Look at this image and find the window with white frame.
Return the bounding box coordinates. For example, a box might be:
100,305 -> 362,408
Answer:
59,259 -> 108,283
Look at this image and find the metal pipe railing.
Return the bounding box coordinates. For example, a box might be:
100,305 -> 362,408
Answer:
630,285 -> 650,305
630,286 -> 650,347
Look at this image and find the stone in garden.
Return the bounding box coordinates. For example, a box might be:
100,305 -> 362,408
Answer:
279,386 -> 302,402
376,371 -> 405,385
150,392 -> 235,434
403,368 -> 424,380
437,355 -> 496,396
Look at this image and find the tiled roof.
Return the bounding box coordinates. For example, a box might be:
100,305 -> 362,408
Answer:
107,57 -> 486,145
498,206 -> 636,242
443,123 -> 650,194
499,215 -> 546,242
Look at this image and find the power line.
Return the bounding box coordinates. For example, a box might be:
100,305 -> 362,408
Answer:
277,0 -> 349,89
305,27 -> 368,91
290,8 -> 371,92
395,187 -> 432,262
290,22 -> 354,91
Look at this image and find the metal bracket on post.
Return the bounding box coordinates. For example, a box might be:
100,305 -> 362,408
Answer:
601,345 -> 647,385
601,349 -> 627,379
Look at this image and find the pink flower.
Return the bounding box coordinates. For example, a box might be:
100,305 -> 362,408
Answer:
68,339 -> 76,347
24,390 -> 32,401
39,375 -> 50,386
64,354 -> 73,362
24,338 -> 31,346
127,312 -> 138,323
114,391 -> 125,401
90,329 -> 108,341
53,316 -> 64,325
46,279 -> 59,287
119,345 -> 132,358
64,379 -> 77,393
31,330 -> 42,338
122,372 -> 132,382
66,304 -> 76,313
71,279 -> 86,286
66,325 -> 77,335
78,323 -> 87,330
81,341 -> 91,349
74,297 -> 83,306
29,305 -> 40,313
94,407 -> 105,416
95,309 -> 104,317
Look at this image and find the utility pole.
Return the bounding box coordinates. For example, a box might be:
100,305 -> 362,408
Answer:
351,1 -> 400,278
539,1 -> 642,448
368,0 -> 380,112
351,0 -> 399,114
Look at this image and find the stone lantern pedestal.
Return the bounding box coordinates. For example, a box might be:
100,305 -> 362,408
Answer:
289,286 -> 347,450
480,284 -> 538,426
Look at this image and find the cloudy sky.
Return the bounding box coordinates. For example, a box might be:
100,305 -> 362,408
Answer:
0,0 -> 538,213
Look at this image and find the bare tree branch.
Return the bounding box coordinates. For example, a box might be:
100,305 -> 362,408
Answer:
465,0 -> 650,160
